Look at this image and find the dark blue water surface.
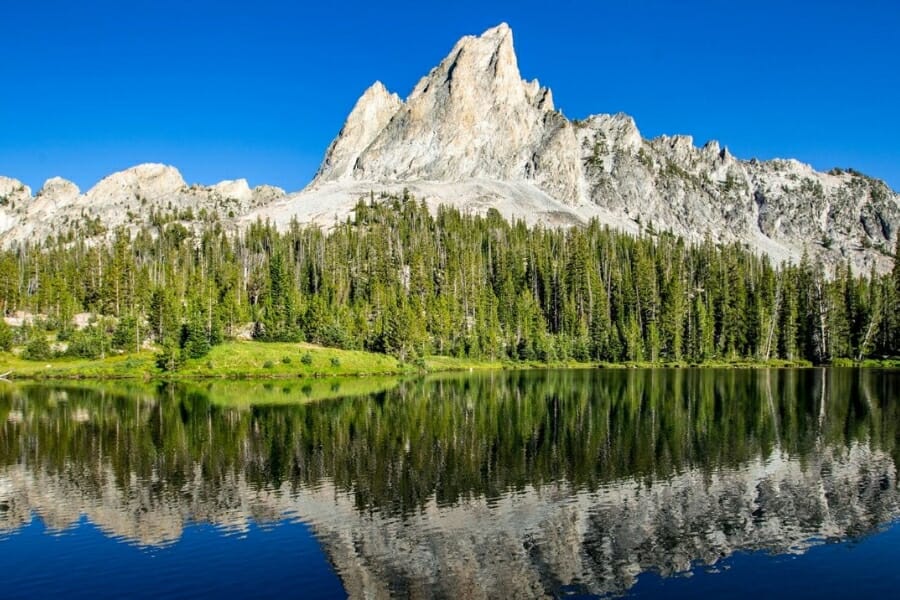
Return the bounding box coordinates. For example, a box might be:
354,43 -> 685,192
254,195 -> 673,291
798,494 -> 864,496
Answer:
1,369 -> 899,599
1,519 -> 344,599
627,524 -> 900,599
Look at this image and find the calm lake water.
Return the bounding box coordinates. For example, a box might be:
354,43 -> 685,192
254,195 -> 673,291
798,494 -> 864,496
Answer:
1,369 -> 899,599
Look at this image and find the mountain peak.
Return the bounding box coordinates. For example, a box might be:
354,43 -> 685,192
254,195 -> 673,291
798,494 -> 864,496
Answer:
456,22 -> 515,67
87,163 -> 186,200
482,21 -> 511,37
409,23 -> 524,104
348,81 -> 403,124
361,80 -> 394,101
211,178 -> 252,202
38,176 -> 80,198
32,177 -> 81,211
312,23 -> 559,188
449,22 -> 513,54
313,82 -> 404,183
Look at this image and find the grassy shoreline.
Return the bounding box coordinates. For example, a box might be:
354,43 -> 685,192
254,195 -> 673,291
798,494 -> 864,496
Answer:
0,340 -> 896,381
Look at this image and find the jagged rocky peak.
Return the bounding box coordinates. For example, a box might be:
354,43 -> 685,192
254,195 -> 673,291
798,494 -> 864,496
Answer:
407,22 -> 548,109
313,22 -> 567,188
316,81 -> 404,182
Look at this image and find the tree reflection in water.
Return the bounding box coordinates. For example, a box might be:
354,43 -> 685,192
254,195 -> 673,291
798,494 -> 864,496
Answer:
1,369 -> 898,598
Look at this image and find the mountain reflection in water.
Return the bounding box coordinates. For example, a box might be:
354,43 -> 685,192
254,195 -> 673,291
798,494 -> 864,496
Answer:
1,369 -> 899,598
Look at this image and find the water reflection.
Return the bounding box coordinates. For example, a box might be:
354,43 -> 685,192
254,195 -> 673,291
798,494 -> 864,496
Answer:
1,369 -> 898,598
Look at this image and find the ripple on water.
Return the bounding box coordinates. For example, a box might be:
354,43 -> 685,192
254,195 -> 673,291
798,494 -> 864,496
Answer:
1,369 -> 900,599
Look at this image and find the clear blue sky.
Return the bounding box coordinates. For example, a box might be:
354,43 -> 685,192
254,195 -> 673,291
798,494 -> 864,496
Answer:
2,0 -> 898,193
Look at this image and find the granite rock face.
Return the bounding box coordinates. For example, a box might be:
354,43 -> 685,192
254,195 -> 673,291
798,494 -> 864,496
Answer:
0,164 -> 286,243
291,23 -> 900,272
314,24 -> 571,195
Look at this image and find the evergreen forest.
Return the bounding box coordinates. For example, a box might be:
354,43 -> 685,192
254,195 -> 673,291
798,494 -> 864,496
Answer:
0,196 -> 898,368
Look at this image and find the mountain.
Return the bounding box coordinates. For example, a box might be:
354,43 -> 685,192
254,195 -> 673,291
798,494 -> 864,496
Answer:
0,164 -> 286,242
250,22 -> 900,272
1,23 -> 898,272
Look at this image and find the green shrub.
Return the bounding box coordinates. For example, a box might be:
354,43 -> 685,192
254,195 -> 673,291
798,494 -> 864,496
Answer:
281,355 -> 292,364
330,357 -> 341,368
263,360 -> 274,369
23,333 -> 52,361
66,329 -> 104,359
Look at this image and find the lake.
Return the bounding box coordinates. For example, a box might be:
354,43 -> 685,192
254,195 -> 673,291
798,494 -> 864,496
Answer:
1,368 -> 899,599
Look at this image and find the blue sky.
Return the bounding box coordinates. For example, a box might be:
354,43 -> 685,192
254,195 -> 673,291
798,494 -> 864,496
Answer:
2,0 -> 898,193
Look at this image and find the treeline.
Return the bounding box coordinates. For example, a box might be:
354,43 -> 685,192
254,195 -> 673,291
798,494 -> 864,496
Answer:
0,196 -> 898,366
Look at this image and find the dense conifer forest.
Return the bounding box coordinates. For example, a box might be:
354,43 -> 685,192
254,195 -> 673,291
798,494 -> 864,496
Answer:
0,196 -> 898,368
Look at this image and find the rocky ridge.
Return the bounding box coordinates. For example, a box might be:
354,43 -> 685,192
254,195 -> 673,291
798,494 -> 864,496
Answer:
0,164 -> 285,242
1,23 -> 897,272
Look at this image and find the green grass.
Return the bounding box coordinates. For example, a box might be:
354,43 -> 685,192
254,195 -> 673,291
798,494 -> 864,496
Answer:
1,340 -> 892,383
0,351 -> 158,379
177,341 -> 407,378
0,341 -> 409,381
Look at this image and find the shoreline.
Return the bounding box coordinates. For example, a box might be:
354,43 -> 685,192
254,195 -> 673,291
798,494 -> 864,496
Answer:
2,341 -> 896,382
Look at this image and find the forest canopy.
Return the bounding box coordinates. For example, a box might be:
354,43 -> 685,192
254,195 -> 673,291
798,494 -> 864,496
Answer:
0,196 -> 898,367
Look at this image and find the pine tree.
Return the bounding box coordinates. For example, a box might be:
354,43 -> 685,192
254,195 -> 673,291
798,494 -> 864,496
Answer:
182,313 -> 211,359
0,318 -> 13,351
